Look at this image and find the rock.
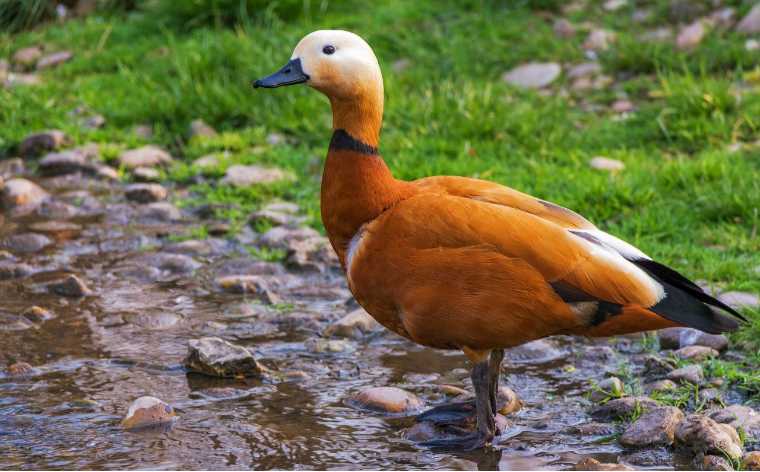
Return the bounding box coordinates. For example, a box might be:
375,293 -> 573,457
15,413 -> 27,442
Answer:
12,46 -> 43,68
641,27 -> 673,43
184,337 -> 264,378
674,345 -> 718,361
658,327 -> 729,352
215,275 -> 281,304
496,386 -> 522,415
136,252 -> 201,275
569,422 -> 619,436
718,291 -> 759,310
120,396 -> 177,430
710,405 -> 760,443
709,7 -> 736,29
118,145 -> 173,169
567,62 -> 601,80
163,239 -> 214,257
2,233 -> 52,253
37,145 -> 101,176
744,452 -> 760,470
676,20 -> 706,51
571,458 -> 632,471
0,158 -> 25,178
19,130 -> 69,157
132,124 -> 153,139
737,3 -> 760,34
700,455 -> 734,471
4,72 -> 41,87
644,379 -> 677,394
305,338 -> 355,354
591,396 -> 659,420
667,364 -> 703,384
82,114 -> 106,129
6,361 -> 34,376
137,202 -> 182,221
36,51 -> 72,69
1,178 -> 51,215
590,377 -> 625,402
324,308 -> 381,338
620,406 -> 685,447
502,62 -> 561,89
266,132 -> 286,145
189,119 -> 217,138
220,164 -> 293,187
259,226 -> 321,249
125,183 -> 167,204
583,29 -> 616,51
621,448 -> 674,468
132,167 -> 160,182
698,388 -> 722,404
193,154 -> 219,169
553,18 -> 576,38
675,414 -> 743,460
285,236 -> 337,272
21,306 -> 54,323
590,156 -> 624,171
47,275 -> 92,297
249,208 -> 304,227
349,386 -> 423,414
611,99 -> 634,113
0,261 -> 33,280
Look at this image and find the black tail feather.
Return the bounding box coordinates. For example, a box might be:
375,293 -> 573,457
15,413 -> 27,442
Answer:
632,259 -> 747,334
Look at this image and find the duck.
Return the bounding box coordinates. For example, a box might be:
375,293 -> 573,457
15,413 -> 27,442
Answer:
254,30 -> 746,450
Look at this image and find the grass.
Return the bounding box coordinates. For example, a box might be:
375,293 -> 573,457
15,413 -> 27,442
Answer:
1,1 -> 759,348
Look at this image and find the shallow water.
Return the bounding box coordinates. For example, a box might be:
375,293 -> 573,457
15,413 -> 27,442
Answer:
0,176 -> 676,470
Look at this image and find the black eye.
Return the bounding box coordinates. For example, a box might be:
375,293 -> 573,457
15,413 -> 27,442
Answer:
323,45 -> 336,55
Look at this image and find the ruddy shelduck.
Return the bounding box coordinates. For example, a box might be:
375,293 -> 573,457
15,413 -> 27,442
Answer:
254,30 -> 746,450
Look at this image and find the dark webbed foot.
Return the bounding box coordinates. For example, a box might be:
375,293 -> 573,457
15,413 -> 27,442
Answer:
420,430 -> 493,451
415,399 -> 476,427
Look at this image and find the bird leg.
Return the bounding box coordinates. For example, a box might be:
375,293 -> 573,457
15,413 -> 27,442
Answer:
488,348 -> 505,414
420,358 -> 495,450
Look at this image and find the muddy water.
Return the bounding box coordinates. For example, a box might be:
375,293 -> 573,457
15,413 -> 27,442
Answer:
1,176 -> 651,470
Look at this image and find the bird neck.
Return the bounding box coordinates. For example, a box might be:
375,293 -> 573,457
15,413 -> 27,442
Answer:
321,91 -> 413,266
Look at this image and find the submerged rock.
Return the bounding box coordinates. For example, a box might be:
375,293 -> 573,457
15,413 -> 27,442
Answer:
591,396 -> 659,420
502,62 -> 561,89
620,406 -> 684,447
643,379 -> 677,394
19,130 -> 69,157
215,275 -> 281,304
29,221 -> 82,240
324,308 -> 381,339
184,337 -> 264,378
47,275 -> 92,297
675,414 -> 743,460
349,387 -> 423,414
305,338 -> 355,354
13,46 -> 43,68
121,396 -> 177,430
676,20 -> 706,51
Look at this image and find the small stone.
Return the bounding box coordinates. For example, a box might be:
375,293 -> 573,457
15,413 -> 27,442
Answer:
184,337 -> 264,378
571,458 -> 632,471
249,208 -> 303,227
2,233 -> 52,253
125,183 -> 167,204
132,167 -> 161,182
13,46 -> 43,68
324,308 -> 381,339
700,455 -> 734,471
19,130 -> 69,157
6,361 -> 34,376
676,20 -> 706,51
659,327 -> 729,352
718,291 -> 759,310
189,119 -> 217,138
349,387 -> 423,414
591,396 -> 659,421
674,345 -> 718,361
737,3 -> 760,34
163,239 -> 213,257
215,275 -> 281,304
675,414 -> 743,460
220,164 -> 293,187
82,114 -> 106,129
193,154 -> 219,169
709,8 -> 736,29
38,144 -> 100,176
583,29 -> 616,51
743,452 -> 760,470
118,145 -> 173,169
120,396 -> 177,430
36,51 -> 72,69
259,226 -> 321,249
590,377 -> 625,402
590,156 -> 624,171
621,448 -> 673,468
0,158 -> 25,178
698,388 -> 722,404
603,0 -> 626,11
710,405 -> 760,443
667,364 -> 703,384
305,338 -> 355,354
47,274 -> 92,297
21,306 -> 54,323
569,422 -> 619,436
207,222 -> 230,236
644,379 -> 677,394
137,202 -> 182,222
553,18 -> 576,38
611,99 -> 634,113
567,62 -> 601,79
502,62 -> 561,89
620,406 -> 685,447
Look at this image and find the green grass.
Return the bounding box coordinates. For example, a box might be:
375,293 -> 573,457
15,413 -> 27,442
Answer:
1,0 -> 759,348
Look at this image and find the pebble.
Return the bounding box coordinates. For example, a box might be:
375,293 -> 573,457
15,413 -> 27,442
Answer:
13,46 -> 43,68
125,183 -> 168,204
571,458 -> 632,471
29,221 -> 82,240
553,18 -> 576,38
567,62 -> 601,80
0,261 -> 33,280
698,388 -> 722,404
583,29 -> 616,51
709,7 -> 736,29
349,387 -> 423,414
667,364 -> 703,384
621,448 -> 674,468
19,130 -> 69,157
215,275 -> 281,304
38,145 -> 101,177
589,376 -> 625,402
569,422 -> 619,436
131,167 -> 161,182
285,237 -> 337,272
674,345 -> 718,361
163,239 -> 214,257
259,226 -> 321,249
120,396 -> 177,430
590,156 -> 624,171
676,20 -> 706,51
737,3 -> 760,34
620,406 -> 684,447
184,337 -> 264,378
137,252 -> 201,275
324,308 -> 381,338
118,145 -> 173,169
658,327 -> 729,352
744,452 -> 760,471
47,274 -> 92,297
644,379 -> 677,394
718,291 -> 759,309
220,164 -> 293,187
2,233 -> 52,253
305,338 -> 355,354
640,27 -> 673,43
675,414 -> 743,460
710,405 -> 760,443
189,119 -> 217,138
193,154 -> 219,169
21,306 -> 55,323
6,361 -> 34,376
0,158 -> 25,178
699,455 -> 734,471
137,202 -> 182,222
591,396 -> 659,420
502,62 -> 561,89
36,51 -> 72,70
82,114 -> 106,129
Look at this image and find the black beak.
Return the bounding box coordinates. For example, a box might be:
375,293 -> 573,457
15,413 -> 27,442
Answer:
253,58 -> 309,89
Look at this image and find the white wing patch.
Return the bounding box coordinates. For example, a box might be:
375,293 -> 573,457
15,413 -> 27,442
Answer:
569,229 -> 665,303
345,223 -> 368,284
